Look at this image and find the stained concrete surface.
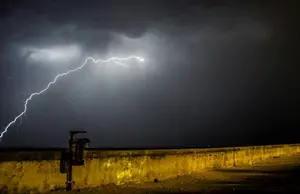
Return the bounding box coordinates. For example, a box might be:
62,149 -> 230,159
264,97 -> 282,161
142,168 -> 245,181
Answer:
47,154 -> 300,194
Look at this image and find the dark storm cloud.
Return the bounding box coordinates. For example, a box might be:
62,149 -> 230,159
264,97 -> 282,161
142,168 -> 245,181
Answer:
1,0 -> 168,50
0,0 -> 299,147
0,0 -> 270,51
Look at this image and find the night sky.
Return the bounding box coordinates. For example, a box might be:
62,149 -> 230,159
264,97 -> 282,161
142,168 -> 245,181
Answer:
0,0 -> 299,148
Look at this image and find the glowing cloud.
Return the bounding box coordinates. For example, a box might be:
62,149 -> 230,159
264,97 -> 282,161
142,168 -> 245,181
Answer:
22,45 -> 82,64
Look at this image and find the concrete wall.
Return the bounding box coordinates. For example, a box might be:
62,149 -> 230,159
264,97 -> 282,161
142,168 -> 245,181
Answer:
1,144 -> 300,193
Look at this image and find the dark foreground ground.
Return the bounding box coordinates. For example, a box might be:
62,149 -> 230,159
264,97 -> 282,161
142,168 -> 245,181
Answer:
49,154 -> 300,194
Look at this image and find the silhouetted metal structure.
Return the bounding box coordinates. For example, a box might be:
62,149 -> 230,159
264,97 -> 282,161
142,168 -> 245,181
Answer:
60,130 -> 90,191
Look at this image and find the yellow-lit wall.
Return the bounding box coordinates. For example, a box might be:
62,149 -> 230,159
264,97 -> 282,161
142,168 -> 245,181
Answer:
1,144 -> 300,192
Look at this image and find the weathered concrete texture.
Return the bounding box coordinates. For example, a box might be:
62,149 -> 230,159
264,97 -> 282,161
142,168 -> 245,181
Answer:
1,144 -> 300,192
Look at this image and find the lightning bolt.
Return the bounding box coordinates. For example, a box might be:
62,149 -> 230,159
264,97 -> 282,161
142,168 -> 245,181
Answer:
0,56 -> 144,141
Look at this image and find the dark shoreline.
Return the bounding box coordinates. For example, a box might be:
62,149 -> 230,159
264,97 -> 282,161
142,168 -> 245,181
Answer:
0,142 -> 295,152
